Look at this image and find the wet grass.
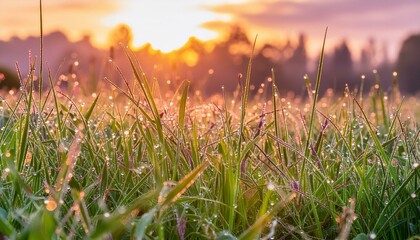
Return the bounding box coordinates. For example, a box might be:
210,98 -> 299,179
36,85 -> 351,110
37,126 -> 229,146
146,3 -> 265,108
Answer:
0,39 -> 419,239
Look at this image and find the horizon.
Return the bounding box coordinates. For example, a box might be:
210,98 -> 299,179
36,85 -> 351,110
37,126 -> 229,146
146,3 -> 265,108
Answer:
2,27 -> 419,95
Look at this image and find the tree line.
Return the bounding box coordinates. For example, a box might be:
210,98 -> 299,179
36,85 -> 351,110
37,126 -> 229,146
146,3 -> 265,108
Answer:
1,25 -> 419,96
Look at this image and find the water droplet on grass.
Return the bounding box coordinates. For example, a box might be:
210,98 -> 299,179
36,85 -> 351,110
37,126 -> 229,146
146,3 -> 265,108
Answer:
369,233 -> 377,239
45,197 -> 58,211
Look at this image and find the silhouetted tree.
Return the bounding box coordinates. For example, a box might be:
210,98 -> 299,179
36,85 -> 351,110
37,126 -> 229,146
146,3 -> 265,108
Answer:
280,39 -> 294,60
108,24 -> 134,49
226,25 -> 251,65
253,44 -> 276,95
331,40 -> 354,90
280,34 -> 308,93
106,24 -> 135,88
360,38 -> 376,72
226,25 -> 251,45
198,26 -> 251,95
289,34 -> 308,68
396,34 -> 420,94
375,42 -> 393,90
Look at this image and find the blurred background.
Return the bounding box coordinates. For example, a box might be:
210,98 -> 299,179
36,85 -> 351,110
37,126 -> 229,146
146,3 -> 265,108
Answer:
1,0 -> 419,96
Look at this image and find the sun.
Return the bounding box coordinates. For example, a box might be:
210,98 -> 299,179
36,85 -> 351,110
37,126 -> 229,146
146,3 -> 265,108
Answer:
102,0 -> 246,53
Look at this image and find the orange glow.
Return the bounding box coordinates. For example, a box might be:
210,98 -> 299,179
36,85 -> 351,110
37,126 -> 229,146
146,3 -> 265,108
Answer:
102,1 -> 248,52
181,50 -> 199,67
0,0 -> 418,60
0,1 -> 245,52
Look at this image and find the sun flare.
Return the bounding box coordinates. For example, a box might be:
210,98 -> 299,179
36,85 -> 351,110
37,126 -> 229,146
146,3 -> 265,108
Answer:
102,1 -> 246,52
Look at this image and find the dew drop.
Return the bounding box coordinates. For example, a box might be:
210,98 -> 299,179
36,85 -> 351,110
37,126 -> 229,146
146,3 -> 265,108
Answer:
45,197 -> 58,211
369,233 -> 377,239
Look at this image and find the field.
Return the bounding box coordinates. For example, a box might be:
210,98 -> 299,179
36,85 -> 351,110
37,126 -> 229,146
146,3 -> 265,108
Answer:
0,42 -> 419,240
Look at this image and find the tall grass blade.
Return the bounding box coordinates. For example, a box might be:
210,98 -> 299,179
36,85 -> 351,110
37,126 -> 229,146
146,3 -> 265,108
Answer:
38,0 -> 44,105
47,66 -> 62,136
230,35 -> 257,231
72,189 -> 92,234
178,81 -> 190,131
0,214 -> 15,238
304,27 -> 327,158
237,35 -> 257,158
373,71 -> 388,126
84,93 -> 100,121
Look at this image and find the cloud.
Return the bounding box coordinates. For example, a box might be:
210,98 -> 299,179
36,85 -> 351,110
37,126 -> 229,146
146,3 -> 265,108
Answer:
208,0 -> 420,33
44,0 -> 117,12
204,0 -> 420,58
0,0 -> 119,47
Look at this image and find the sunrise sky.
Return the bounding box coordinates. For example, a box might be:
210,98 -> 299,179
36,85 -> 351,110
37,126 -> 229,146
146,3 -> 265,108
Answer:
1,0 -> 419,60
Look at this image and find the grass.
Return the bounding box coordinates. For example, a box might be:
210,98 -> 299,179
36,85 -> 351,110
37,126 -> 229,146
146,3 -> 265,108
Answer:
0,6 -> 419,238
0,44 -> 419,240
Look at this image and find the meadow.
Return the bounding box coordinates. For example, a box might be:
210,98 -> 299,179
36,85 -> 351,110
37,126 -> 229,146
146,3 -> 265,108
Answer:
0,34 -> 419,240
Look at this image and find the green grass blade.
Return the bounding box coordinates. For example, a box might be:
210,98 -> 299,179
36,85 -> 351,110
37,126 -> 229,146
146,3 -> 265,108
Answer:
38,0 -> 44,106
47,66 -> 62,136
238,192 -> 296,240
271,69 -> 284,164
178,81 -> 190,131
125,51 -> 160,123
353,96 -> 398,182
237,35 -> 257,159
372,168 -> 418,235
25,209 -> 57,240
0,214 -> 15,238
231,35 -> 257,231
84,93 -> 100,121
133,207 -> 158,240
160,160 -> 209,208
72,189 -> 92,234
17,96 -> 31,173
304,27 -> 327,158
90,191 -> 158,239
